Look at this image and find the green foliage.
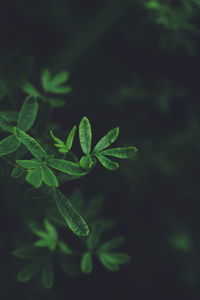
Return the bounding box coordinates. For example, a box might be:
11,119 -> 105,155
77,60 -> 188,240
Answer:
0,135 -> 20,156
81,252 -> 93,274
79,116 -> 92,155
17,96 -> 38,132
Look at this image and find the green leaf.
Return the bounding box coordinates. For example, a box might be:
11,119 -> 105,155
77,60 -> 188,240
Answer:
95,154 -> 119,171
13,127 -> 47,160
12,246 -> 40,260
22,82 -> 41,98
51,71 -> 70,86
16,159 -> 41,169
50,130 -> 65,146
17,263 -> 40,282
81,252 -> 93,274
41,261 -> 54,289
98,252 -> 130,271
58,241 -> 73,255
79,155 -> 93,170
0,135 -> 20,156
48,98 -> 65,107
41,69 -> 51,91
101,146 -> 138,158
17,97 -> 38,132
1,111 -> 18,122
53,189 -> 89,236
98,237 -> 125,253
79,116 -> 92,155
47,159 -> 87,176
86,220 -> 111,250
66,126 -> 76,150
25,168 -> 43,188
0,112 -> 13,133
11,166 -> 24,178
42,165 -> 59,187
58,256 -> 80,277
93,127 -> 119,152
48,86 -> 71,94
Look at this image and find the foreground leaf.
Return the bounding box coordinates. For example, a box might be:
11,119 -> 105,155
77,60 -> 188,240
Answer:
66,126 -> 76,150
79,117 -> 92,155
25,168 -> 43,188
16,159 -> 41,169
0,135 -> 20,156
81,252 -> 93,274
95,154 -> 119,171
17,97 -> 38,131
93,127 -> 119,152
101,146 -> 137,158
14,127 -> 47,160
42,165 -> 58,187
53,189 -> 89,236
47,159 -> 87,176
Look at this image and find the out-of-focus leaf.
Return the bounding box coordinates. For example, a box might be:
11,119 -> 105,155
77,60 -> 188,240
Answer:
17,97 -> 38,132
17,262 -> 40,282
58,256 -> 80,277
0,135 -> 20,156
41,261 -> 54,289
1,111 -> 18,122
11,166 -> 25,178
41,69 -> 51,91
0,112 -> 13,133
98,237 -> 125,252
58,241 -> 73,255
98,252 -> 130,271
81,252 -> 93,274
12,245 -> 40,260
51,71 -> 70,86
22,82 -> 41,98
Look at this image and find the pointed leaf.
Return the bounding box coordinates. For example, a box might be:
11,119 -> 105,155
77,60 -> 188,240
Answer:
17,97 -> 38,131
17,262 -> 40,282
44,219 -> 58,240
93,127 -> 119,152
101,146 -> 138,158
53,189 -> 89,236
13,127 -> 47,160
0,135 -> 20,156
12,246 -> 40,260
50,130 -> 65,146
98,253 -> 119,271
47,159 -> 87,176
42,165 -> 58,187
41,69 -> 51,91
81,252 -> 93,274
41,261 -> 54,289
58,241 -> 73,255
79,116 -> 92,155
65,126 -> 76,150
95,154 -> 119,171
22,82 -> 41,98
0,112 -> 13,133
98,237 -> 125,253
26,168 -> 43,188
16,159 -> 41,169
51,71 -> 70,86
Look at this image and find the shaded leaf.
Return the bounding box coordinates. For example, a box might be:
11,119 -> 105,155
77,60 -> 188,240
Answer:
58,256 -> 80,277
0,112 -> 13,133
95,153 -> 119,171
13,127 -> 47,160
98,237 -> 125,253
48,98 -> 65,107
58,241 -> 73,255
81,252 -> 93,274
17,263 -> 40,282
41,69 -> 51,91
49,86 -> 71,94
25,168 -> 43,188
1,111 -> 18,122
42,165 -> 58,187
22,82 -> 41,98
0,135 -> 20,156
53,189 -> 89,236
12,245 -> 40,260
93,127 -> 119,152
17,97 -> 38,131
11,166 -> 24,178
79,116 -> 92,155
101,146 -> 138,158
51,71 -> 70,86
41,261 -> 54,289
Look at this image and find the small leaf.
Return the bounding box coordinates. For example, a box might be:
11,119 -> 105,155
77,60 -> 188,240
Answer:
98,253 -> 119,271
41,69 -> 51,91
95,153 -> 119,171
17,97 -> 38,132
42,165 -> 59,187
98,237 -> 125,253
11,166 -> 24,178
58,256 -> 80,277
86,220 -> 109,250
81,252 -> 93,274
58,241 -> 73,255
12,246 -> 40,260
22,82 -> 41,98
101,146 -> 138,158
13,127 -> 47,160
47,159 -> 87,176
25,168 -> 43,188
16,159 -> 41,169
79,116 -> 92,155
53,189 -> 89,236
41,261 -> 54,289
65,126 -> 76,150
48,98 -> 65,107
17,262 -> 40,282
49,86 -> 71,94
0,135 -> 20,156
51,71 -> 70,86
0,112 -> 13,133
79,155 -> 93,170
50,130 -> 65,146
93,127 -> 119,152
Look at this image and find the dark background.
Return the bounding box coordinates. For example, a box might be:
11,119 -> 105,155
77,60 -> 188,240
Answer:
1,0 -> 200,299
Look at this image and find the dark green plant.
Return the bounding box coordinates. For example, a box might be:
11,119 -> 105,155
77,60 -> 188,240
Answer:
0,69 -> 137,289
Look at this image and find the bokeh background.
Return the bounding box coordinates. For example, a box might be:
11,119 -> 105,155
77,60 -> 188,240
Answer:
1,0 -> 200,299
